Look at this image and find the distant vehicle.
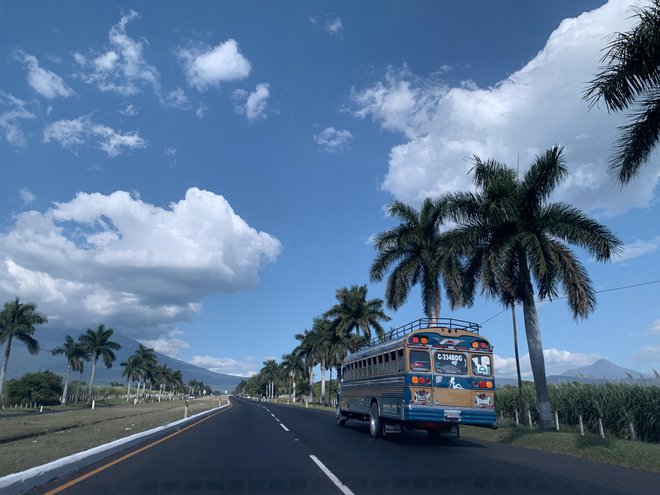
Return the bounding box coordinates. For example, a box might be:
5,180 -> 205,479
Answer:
336,318 -> 497,440
188,395 -> 195,399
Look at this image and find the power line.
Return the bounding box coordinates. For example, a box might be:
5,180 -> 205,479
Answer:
479,279 -> 660,326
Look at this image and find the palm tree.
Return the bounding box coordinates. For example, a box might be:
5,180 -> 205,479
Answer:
78,324 -> 121,405
52,335 -> 86,405
73,341 -> 89,404
0,298 -> 48,399
294,329 -> 318,403
120,354 -> 142,403
584,0 -> 660,184
442,146 -> 622,429
260,359 -> 280,399
280,351 -> 305,402
134,345 -> 157,402
324,285 -> 390,345
370,199 -> 465,320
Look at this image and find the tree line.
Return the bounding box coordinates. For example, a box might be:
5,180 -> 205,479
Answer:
0,297 -> 208,407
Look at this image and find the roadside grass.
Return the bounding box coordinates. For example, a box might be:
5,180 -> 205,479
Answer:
0,397 -> 224,477
461,424 -> 660,473
266,397 -> 660,473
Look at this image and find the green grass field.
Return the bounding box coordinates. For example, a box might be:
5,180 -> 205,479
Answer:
0,397 -> 224,476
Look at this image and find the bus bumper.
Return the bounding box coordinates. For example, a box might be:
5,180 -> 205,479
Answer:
403,405 -> 497,428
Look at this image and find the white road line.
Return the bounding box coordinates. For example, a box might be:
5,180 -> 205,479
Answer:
271,413 -> 276,417
279,423 -> 290,432
309,455 -> 354,495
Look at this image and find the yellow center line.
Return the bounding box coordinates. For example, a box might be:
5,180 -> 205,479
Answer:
43,403 -> 233,495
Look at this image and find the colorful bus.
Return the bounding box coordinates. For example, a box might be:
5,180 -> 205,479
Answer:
336,318 -> 497,440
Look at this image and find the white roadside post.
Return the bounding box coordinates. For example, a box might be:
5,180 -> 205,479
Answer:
184,400 -> 189,419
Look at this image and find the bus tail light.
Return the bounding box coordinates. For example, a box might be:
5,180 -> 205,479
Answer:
412,376 -> 419,384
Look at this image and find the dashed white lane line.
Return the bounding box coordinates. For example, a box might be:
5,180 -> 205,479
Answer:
309,455 -> 354,495
279,423 -> 290,432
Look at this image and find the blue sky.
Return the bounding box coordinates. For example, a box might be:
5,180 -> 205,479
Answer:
1,0 -> 658,378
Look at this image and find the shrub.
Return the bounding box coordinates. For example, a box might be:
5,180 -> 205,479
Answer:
6,370 -> 64,406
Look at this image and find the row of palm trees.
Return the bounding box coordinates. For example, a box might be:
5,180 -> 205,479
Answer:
0,296 -> 193,406
120,345 -> 187,403
236,284 -> 391,405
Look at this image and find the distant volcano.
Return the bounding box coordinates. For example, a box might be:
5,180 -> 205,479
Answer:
562,359 -> 649,380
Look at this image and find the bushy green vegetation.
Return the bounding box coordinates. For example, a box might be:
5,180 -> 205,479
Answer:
496,383 -> 660,442
5,370 -> 63,406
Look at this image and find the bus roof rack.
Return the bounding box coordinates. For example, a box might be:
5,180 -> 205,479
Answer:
361,317 -> 480,350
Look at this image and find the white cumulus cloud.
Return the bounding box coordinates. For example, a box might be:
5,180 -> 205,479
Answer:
190,355 -> 259,377
0,188 -> 282,343
178,39 -> 251,91
139,329 -> 190,358
43,115 -> 146,157
349,0 -> 659,216
16,50 -> 74,99
233,83 -> 270,121
314,126 -> 353,153
19,188 -> 36,205
74,10 -> 160,96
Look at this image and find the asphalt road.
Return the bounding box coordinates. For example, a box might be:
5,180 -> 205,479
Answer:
29,397 -> 660,494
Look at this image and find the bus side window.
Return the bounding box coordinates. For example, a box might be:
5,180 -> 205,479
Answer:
390,351 -> 396,373
384,352 -> 390,374
397,349 -> 404,372
378,354 -> 383,375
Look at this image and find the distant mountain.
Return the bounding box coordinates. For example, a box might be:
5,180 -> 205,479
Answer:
2,327 -> 242,393
562,359 -> 649,380
496,358 -> 654,386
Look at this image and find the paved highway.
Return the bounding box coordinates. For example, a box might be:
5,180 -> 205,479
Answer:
30,397 -> 659,494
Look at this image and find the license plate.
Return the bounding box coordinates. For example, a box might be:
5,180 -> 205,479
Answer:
444,409 -> 461,420
385,424 -> 402,434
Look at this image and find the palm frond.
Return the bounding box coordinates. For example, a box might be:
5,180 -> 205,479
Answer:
611,89 -> 660,183
540,203 -> 623,261
521,146 -> 568,210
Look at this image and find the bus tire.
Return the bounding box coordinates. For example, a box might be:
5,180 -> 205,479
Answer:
336,405 -> 346,426
369,401 -> 383,439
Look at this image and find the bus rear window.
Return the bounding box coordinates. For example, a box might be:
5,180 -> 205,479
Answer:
409,350 -> 430,372
472,355 -> 492,376
435,352 -> 467,375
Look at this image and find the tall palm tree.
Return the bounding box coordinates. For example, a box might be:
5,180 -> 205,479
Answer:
78,324 -> 121,405
0,298 -> 48,399
294,329 -> 318,403
442,146 -> 622,429
52,335 -> 86,405
134,344 -> 157,402
73,341 -> 89,404
370,199 -> 465,320
584,0 -> 660,184
280,351 -> 305,402
260,359 -> 280,399
324,285 -> 390,345
120,354 -> 142,403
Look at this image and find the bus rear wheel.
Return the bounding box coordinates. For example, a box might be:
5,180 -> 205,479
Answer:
369,402 -> 383,439
336,405 -> 346,426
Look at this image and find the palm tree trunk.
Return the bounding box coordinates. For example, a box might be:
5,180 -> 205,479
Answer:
424,279 -> 441,321
126,378 -> 132,402
293,377 -> 296,403
320,359 -> 326,405
75,370 -> 83,404
308,366 -> 314,403
87,359 -> 98,405
0,335 -> 13,399
329,367 -> 334,406
521,279 -> 553,429
511,304 -> 526,424
61,364 -> 72,405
